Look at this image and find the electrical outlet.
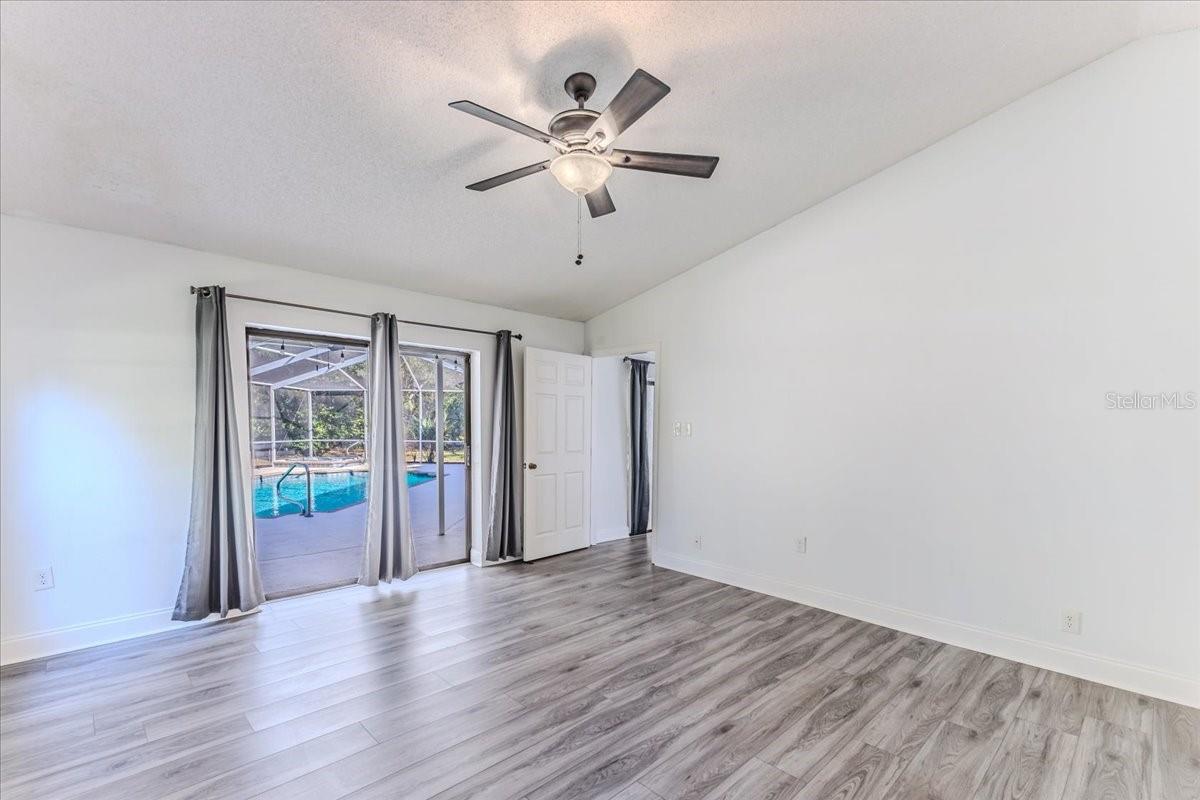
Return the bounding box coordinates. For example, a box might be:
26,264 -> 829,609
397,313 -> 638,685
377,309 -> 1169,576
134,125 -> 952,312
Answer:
692,535 -> 702,550
683,422 -> 693,437
673,422 -> 682,438
795,536 -> 807,554
1061,610 -> 1082,635
34,567 -> 54,591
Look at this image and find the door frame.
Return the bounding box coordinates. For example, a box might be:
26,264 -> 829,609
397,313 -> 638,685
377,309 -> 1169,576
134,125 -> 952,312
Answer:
397,346 -> 473,569
242,326 -> 372,599
587,341 -> 662,565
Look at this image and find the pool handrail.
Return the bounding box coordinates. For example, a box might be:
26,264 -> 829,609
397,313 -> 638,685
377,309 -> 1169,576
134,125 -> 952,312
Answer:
275,463 -> 315,518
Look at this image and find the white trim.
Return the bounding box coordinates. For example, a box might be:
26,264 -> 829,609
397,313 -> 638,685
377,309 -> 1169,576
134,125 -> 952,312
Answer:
652,548 -> 1200,709
0,606 -> 260,666
592,525 -> 632,545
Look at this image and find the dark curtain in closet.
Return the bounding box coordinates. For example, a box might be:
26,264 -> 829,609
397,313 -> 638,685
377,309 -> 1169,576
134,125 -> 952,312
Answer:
628,359 -> 651,535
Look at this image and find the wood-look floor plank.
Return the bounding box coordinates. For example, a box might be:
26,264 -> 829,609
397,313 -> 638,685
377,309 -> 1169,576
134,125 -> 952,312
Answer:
142,633 -> 465,740
264,690 -> 605,800
159,723 -> 377,800
880,721 -> 1005,800
1086,684 -> 1157,735
1150,700 -> 1200,800
0,709 -> 94,761
608,784 -> 669,800
1061,717 -> 1152,800
359,683 -> 522,743
1017,669 -> 1094,736
0,720 -> 147,787
758,653 -> 918,782
947,656 -> 1037,739
498,619 -> 712,708
974,718 -> 1077,800
2,714 -> 256,800
859,644 -> 987,761
242,669 -> 449,731
1,669 -> 195,720
637,665 -> 845,799
819,624 -> 903,674
701,757 -> 804,800
790,741 -> 906,800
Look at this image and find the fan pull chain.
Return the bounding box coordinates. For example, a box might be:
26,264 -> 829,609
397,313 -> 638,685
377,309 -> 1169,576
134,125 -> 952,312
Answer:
575,196 -> 584,267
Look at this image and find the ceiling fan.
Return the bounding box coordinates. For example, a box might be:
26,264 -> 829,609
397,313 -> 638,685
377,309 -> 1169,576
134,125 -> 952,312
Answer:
449,69 -> 719,219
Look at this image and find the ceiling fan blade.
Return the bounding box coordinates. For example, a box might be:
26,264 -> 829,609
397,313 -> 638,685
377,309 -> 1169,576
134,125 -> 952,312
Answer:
609,149 -> 719,179
449,101 -> 566,148
585,69 -> 670,145
465,161 -> 551,191
585,185 -> 615,218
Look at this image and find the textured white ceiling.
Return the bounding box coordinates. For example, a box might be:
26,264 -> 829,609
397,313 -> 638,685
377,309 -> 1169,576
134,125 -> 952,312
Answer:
2,1 -> 1195,320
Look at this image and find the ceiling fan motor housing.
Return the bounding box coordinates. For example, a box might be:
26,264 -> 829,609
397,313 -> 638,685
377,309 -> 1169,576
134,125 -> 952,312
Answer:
549,108 -> 601,148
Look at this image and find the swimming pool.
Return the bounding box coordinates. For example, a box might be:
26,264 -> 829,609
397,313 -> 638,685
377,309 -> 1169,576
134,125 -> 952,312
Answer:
254,470 -> 435,518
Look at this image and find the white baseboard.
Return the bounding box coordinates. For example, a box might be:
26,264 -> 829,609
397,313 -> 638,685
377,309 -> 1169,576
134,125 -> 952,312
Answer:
1,606 -> 257,666
592,525 -> 631,545
653,549 -> 1200,709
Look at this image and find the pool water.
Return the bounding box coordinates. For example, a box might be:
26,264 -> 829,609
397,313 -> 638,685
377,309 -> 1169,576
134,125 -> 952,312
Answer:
254,470 -> 435,518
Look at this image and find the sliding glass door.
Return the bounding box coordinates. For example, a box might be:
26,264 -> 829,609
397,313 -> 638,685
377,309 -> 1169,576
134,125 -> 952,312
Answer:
246,330 -> 370,598
399,349 -> 471,569
245,332 -> 471,597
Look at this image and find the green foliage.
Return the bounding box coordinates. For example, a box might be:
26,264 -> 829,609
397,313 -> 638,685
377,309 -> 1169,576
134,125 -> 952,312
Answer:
274,388 -> 308,441
312,393 -> 365,441
250,385 -> 272,440
402,389 -> 465,462
250,353 -> 464,463
444,392 -> 464,441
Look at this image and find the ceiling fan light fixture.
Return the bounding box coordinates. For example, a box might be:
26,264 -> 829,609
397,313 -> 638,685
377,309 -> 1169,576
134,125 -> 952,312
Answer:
549,151 -> 612,196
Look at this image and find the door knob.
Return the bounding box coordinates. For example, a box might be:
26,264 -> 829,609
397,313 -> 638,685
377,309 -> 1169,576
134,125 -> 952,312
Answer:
526,462 -> 538,470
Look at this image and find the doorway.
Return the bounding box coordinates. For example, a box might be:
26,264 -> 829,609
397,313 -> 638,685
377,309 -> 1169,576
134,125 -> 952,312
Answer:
590,350 -> 656,544
398,349 -> 472,570
246,329 -> 371,598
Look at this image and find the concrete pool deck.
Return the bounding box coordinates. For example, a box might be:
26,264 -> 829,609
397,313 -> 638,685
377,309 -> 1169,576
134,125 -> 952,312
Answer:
255,463 -> 468,598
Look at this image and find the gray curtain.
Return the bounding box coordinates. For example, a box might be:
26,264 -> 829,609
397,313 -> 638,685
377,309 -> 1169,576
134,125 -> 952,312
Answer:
173,286 -> 265,620
486,330 -> 521,560
629,359 -> 651,535
360,313 -> 418,584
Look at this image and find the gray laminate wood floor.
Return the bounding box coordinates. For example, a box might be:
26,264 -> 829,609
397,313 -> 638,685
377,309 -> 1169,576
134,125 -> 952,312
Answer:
1,537 -> 1196,800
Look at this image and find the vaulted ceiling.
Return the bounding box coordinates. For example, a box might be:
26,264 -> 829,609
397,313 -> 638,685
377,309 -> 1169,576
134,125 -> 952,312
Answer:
2,1 -> 1195,320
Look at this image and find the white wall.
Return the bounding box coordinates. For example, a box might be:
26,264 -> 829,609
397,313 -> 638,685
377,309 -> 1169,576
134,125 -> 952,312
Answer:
591,356 -> 629,544
586,32 -> 1199,706
0,215 -> 583,662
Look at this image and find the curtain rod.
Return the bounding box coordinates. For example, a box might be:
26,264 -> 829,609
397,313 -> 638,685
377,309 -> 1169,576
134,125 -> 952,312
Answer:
190,287 -> 522,340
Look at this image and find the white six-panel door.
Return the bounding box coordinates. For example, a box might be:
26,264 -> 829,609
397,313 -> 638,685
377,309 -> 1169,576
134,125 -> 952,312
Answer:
523,348 -> 591,561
